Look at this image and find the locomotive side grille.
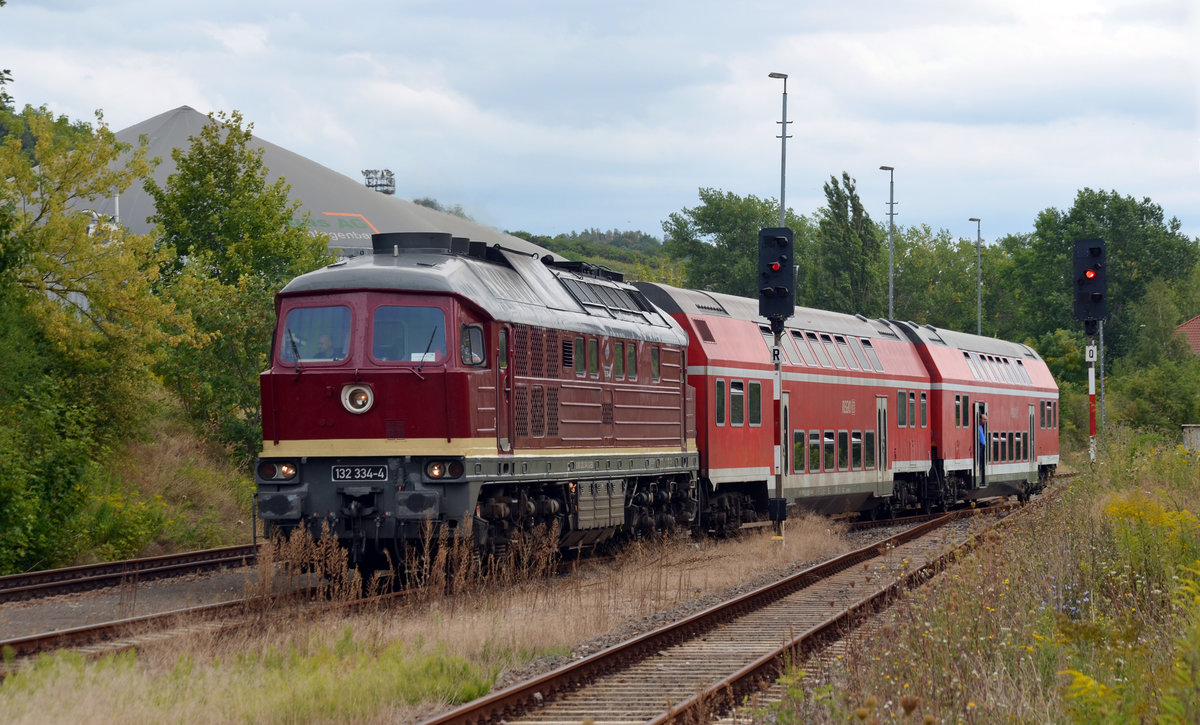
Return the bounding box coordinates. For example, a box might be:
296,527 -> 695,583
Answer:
561,339 -> 573,372
547,386 -> 560,436
515,385 -> 530,437
514,325 -> 531,376
530,328 -> 545,377
531,385 -> 546,437
545,330 -> 560,377
602,401 -> 614,425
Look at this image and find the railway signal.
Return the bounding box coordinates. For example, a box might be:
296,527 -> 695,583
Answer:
1073,238 -> 1106,463
1073,239 -> 1106,336
758,227 -> 795,324
757,227 -> 794,536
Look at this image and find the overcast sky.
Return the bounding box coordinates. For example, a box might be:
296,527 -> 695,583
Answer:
5,0 -> 1198,243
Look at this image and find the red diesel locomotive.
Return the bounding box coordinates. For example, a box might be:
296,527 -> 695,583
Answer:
256,232 -> 699,568
255,232 -> 1059,566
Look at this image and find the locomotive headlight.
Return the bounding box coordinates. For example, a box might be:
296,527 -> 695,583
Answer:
341,384 -> 374,414
425,460 -> 465,479
258,461 -> 298,481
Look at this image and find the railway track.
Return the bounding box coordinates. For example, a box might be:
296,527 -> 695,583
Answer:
424,506 -> 1011,725
0,544 -> 259,603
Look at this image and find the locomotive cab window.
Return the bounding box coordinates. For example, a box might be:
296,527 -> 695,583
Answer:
460,325 -> 485,366
574,337 -> 585,376
614,342 -> 625,378
626,343 -> 637,380
588,338 -> 599,377
281,305 -> 351,363
651,346 -> 660,381
371,306 -> 445,363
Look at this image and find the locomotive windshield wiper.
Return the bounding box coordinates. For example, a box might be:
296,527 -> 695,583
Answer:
416,328 -> 437,374
286,329 -> 302,374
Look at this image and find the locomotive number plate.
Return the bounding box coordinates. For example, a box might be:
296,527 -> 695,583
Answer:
331,465 -> 388,482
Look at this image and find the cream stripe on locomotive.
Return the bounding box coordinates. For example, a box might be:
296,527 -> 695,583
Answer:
262,437 -> 696,459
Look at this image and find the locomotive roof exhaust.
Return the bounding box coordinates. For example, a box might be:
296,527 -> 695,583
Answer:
371,231 -> 471,256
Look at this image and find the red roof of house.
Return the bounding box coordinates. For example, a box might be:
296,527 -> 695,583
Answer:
1178,314 -> 1200,356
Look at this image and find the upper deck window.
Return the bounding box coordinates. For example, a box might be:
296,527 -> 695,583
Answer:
806,332 -> 832,367
820,334 -> 846,369
791,331 -> 817,365
860,339 -> 884,372
371,306 -> 446,363
849,338 -> 872,370
1015,360 -> 1031,384
281,305 -> 351,362
760,327 -> 794,364
964,351 -> 981,379
835,336 -> 859,370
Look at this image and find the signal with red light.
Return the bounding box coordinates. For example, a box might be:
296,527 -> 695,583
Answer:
758,227 -> 795,319
1072,238 -> 1107,327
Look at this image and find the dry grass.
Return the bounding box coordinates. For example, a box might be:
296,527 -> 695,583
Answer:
0,514 -> 850,724
756,431 -> 1200,723
99,398 -> 255,558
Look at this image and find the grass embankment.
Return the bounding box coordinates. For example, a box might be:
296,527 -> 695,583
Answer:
0,514 -> 850,723
71,396 -> 255,564
757,428 -> 1200,723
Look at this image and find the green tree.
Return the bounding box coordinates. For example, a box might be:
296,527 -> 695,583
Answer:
1119,279 -> 1193,370
146,110 -> 332,462
662,188 -> 810,298
889,225 -> 976,329
147,110 -> 328,286
1010,189 -> 1199,360
804,172 -> 883,316
0,105 -> 179,571
0,1 -> 10,111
